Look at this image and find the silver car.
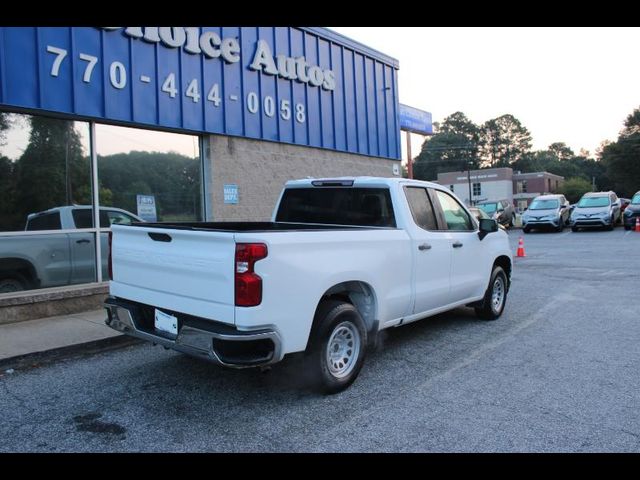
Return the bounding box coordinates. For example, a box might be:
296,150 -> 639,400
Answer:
522,194 -> 571,233
570,191 -> 621,231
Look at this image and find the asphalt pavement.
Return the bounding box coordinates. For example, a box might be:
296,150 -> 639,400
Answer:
1,227 -> 639,452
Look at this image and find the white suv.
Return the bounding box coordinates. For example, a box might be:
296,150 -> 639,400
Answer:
570,191 -> 621,231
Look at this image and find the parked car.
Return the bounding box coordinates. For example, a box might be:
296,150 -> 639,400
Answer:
623,191 -> 640,230
569,191 -> 621,232
469,207 -> 507,231
468,207 -> 490,222
105,177 -> 512,393
476,199 -> 516,228
521,194 -> 571,233
0,206 -> 143,293
620,198 -> 631,213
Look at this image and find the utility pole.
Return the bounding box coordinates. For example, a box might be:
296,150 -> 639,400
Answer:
467,162 -> 472,206
406,131 -> 413,179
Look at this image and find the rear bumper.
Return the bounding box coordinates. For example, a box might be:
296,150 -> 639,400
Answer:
104,296 -> 283,368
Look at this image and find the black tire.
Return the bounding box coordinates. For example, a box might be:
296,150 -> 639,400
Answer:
306,300 -> 368,394
571,227 -> 579,232
606,218 -> 614,231
523,226 -> 531,234
0,275 -> 27,294
475,266 -> 508,321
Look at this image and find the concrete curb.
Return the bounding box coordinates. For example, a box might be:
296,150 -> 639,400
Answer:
0,335 -> 142,373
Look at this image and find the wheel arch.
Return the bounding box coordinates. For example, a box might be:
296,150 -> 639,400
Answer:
493,255 -> 512,291
306,280 -> 378,352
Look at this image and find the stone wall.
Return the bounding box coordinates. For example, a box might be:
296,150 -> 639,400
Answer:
205,135 -> 400,221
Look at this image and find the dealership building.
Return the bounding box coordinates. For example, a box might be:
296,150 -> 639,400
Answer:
0,27 -> 420,320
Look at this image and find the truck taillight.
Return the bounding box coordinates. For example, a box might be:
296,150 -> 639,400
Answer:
235,243 -> 267,307
108,231 -> 113,281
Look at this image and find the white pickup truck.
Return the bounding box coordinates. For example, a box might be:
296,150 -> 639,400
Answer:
105,177 -> 512,393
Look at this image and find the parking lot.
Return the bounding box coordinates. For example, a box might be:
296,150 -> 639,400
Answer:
1,228 -> 639,452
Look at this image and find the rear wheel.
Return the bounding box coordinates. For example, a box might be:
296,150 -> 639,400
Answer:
475,266 -> 508,321
306,300 -> 367,394
0,275 -> 27,294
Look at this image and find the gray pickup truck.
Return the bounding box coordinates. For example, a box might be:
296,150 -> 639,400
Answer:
0,206 -> 142,293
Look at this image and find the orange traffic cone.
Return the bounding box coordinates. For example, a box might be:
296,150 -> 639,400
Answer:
635,217 -> 640,232
516,237 -> 526,257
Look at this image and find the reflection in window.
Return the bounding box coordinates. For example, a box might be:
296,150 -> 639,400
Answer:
96,124 -> 202,223
0,112 -> 91,232
0,112 -> 95,293
435,190 -> 473,231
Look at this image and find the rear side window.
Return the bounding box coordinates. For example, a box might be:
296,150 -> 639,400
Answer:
107,210 -> 136,225
72,209 -> 93,228
26,212 -> 62,231
404,187 -> 438,230
276,187 -> 396,227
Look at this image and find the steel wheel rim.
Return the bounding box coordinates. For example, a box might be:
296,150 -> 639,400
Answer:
325,321 -> 361,379
491,276 -> 505,313
0,280 -> 22,293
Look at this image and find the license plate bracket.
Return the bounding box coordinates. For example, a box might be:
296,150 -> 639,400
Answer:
154,309 -> 178,336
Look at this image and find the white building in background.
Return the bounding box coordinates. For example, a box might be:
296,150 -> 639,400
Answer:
436,167 -> 564,211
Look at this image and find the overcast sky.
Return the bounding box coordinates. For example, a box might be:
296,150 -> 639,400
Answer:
330,27 -> 640,162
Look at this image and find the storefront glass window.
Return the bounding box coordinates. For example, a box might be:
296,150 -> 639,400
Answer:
95,124 -> 202,223
0,112 -> 96,293
0,113 -> 203,295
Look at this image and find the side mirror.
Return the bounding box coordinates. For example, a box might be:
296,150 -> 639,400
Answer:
478,218 -> 498,240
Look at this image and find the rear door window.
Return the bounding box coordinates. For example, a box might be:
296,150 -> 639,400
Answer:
404,187 -> 438,231
26,212 -> 62,231
71,209 -> 93,229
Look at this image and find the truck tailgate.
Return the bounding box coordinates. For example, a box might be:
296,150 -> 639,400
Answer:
109,225 -> 236,325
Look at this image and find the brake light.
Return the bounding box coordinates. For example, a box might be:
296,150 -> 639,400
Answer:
108,230 -> 113,280
235,243 -> 268,307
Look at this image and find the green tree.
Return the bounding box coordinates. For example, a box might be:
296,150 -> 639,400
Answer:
0,112 -> 10,145
13,117 -> 89,219
479,114 -> 532,168
413,132 -> 475,181
97,151 -> 201,221
600,106 -> 640,197
413,111 -> 481,181
558,177 -> 593,203
548,142 -> 575,161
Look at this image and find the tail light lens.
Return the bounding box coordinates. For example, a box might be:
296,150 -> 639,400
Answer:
108,230 -> 113,280
235,243 -> 268,307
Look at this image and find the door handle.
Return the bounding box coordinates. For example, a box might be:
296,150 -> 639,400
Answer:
418,243 -> 431,251
76,239 -> 91,244
452,241 -> 463,248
